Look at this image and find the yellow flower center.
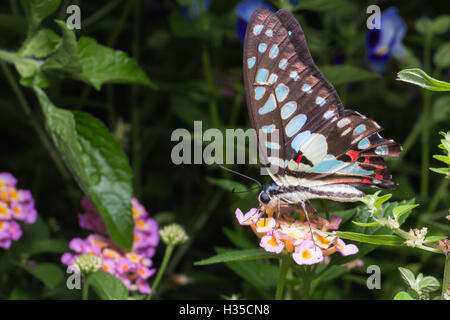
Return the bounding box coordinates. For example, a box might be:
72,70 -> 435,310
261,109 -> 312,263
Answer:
9,190 -> 18,200
302,249 -> 313,260
267,236 -> 278,247
376,45 -> 389,56
316,234 -> 330,246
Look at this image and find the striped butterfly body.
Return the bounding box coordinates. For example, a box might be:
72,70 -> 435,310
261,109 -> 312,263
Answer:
244,9 -> 401,211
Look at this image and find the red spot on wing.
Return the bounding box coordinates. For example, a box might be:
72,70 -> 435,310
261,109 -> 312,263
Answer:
347,150 -> 359,161
296,154 -> 303,164
363,178 -> 371,184
364,157 -> 370,164
375,174 -> 383,180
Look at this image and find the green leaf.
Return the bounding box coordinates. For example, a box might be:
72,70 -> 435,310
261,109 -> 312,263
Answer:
393,204 -> 420,220
397,68 -> 450,91
418,276 -> 440,293
18,28 -> 61,59
194,248 -> 278,266
19,239 -> 69,255
214,248 -> 278,293
335,232 -> 404,246
75,37 -> 156,90
398,267 -> 416,287
424,235 -> 447,243
432,15 -> 450,34
34,87 -> 134,249
88,270 -> 128,300
434,43 -> 450,69
8,287 -> 36,300
433,155 -> 450,165
430,167 -> 449,175
24,263 -> 64,289
20,0 -> 61,31
351,221 -> 381,227
393,291 -> 415,300
42,20 -> 81,74
321,65 -> 380,86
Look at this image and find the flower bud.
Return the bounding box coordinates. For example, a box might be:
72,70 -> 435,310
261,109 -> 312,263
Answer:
159,224 -> 188,246
73,253 -> 102,274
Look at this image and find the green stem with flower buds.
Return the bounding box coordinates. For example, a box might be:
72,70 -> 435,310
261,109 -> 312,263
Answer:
148,244 -> 174,300
442,255 -> 450,299
275,254 -> 291,300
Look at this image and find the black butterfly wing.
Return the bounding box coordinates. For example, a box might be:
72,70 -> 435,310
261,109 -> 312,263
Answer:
244,8 -> 400,190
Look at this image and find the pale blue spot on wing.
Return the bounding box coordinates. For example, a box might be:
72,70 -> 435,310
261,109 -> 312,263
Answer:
254,87 -> 265,100
312,159 -> 346,173
269,44 -> 279,59
315,97 -> 326,106
279,58 -> 288,69
337,118 -> 350,128
354,124 -> 366,134
247,56 -> 255,69
291,130 -> 311,152
302,84 -> 312,94
256,68 -> 269,84
290,71 -> 299,80
258,43 -> 267,53
275,84 -> 289,102
281,101 -> 297,120
338,164 -> 373,175
323,110 -> 334,119
286,114 -> 307,138
288,31 -> 292,36
268,73 -> 278,84
265,29 -> 273,37
253,25 -> 263,35
261,124 -> 275,134
358,138 -> 370,149
375,146 -> 388,155
266,141 -> 280,150
258,94 -> 276,115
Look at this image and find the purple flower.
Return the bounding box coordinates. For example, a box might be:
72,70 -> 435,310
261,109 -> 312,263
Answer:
0,172 -> 38,250
235,0 -> 274,43
366,7 -> 406,73
62,197 -> 159,295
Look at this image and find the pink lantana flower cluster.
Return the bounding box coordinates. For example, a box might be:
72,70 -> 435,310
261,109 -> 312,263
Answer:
62,198 -> 159,294
0,173 -> 37,249
235,207 -> 358,266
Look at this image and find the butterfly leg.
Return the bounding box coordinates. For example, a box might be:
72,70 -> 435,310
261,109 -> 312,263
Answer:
301,201 -> 317,250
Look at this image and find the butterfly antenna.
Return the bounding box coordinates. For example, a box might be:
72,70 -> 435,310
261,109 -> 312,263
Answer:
217,164 -> 263,190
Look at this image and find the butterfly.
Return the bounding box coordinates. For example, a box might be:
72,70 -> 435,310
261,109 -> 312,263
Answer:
243,9 -> 401,213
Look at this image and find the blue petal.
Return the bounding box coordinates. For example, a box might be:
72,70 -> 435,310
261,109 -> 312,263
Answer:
365,7 -> 406,72
236,0 -> 274,22
236,18 -> 248,43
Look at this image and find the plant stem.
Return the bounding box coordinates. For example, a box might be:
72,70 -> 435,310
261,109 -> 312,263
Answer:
82,276 -> 90,300
442,255 -> 450,299
275,254 -> 291,300
147,245 -> 174,300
